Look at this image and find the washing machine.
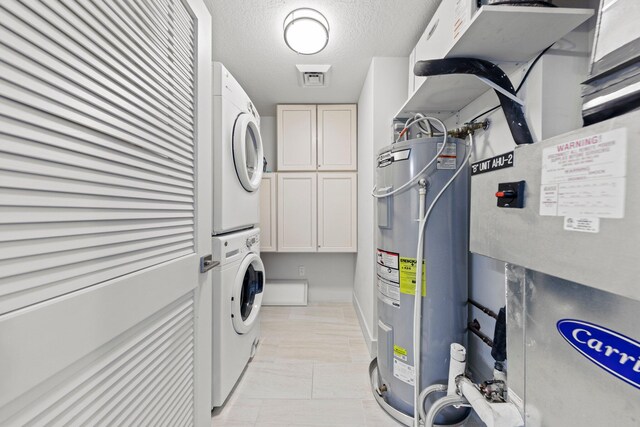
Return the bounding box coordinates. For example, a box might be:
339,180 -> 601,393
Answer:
211,227 -> 265,408
212,62 -> 264,235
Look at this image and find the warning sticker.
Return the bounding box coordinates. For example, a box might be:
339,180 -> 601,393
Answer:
437,142 -> 457,170
377,278 -> 400,308
540,128 -> 627,218
393,359 -> 415,386
376,249 -> 399,269
393,345 -> 408,362
399,257 -> 426,296
376,249 -> 400,283
377,263 -> 399,283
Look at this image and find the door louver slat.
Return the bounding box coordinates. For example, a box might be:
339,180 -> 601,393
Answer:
3,295 -> 195,427
86,0 -> 195,88
139,0 -> 195,54
0,2 -> 194,123
0,120 -> 195,181
0,0 -> 197,319
0,43 -> 194,145
115,0 -> 195,73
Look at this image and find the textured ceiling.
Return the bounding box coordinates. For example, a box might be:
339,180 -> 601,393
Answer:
204,0 -> 442,116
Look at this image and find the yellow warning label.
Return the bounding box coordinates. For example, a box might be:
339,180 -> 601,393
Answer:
399,257 -> 426,296
393,345 -> 407,357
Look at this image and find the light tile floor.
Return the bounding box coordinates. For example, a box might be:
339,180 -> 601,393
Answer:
212,303 -> 481,426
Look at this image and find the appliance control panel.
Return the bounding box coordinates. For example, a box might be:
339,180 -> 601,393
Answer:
246,233 -> 260,250
212,228 -> 261,262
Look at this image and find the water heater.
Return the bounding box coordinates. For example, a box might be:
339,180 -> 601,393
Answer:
374,136 -> 469,424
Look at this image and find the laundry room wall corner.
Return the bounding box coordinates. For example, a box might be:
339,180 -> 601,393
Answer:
260,116 -> 277,171
354,57 -> 408,357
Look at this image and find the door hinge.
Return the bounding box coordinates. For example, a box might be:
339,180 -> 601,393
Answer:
200,254 -> 218,273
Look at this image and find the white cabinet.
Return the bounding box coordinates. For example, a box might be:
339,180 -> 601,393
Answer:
275,172 -> 357,252
277,173 -> 317,252
259,173 -> 277,252
277,104 -> 356,171
277,105 -> 316,171
317,105 -> 357,171
274,104 -> 358,253
318,173 -> 357,252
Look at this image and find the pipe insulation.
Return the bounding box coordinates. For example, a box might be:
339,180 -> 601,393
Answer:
413,58 -> 534,145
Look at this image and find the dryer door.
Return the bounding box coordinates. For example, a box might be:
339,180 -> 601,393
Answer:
233,112 -> 264,192
231,252 -> 265,334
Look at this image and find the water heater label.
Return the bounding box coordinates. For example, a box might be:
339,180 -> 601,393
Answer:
377,249 -> 400,283
540,128 -> 627,218
437,142 -> 457,170
377,278 -> 400,308
393,358 -> 415,386
377,263 -> 399,283
399,257 -> 426,296
557,319 -> 640,389
377,249 -> 399,269
393,345 -> 408,361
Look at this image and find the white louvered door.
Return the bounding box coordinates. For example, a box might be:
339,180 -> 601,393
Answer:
0,0 -> 212,425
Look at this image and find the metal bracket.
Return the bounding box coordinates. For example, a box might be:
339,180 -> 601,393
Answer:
200,254 -> 218,273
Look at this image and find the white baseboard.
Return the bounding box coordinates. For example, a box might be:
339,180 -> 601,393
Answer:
352,292 -> 377,358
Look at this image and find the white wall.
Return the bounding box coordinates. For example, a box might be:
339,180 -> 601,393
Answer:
261,253 -> 356,302
259,114 -> 356,303
260,116 -> 277,172
353,57 -> 409,355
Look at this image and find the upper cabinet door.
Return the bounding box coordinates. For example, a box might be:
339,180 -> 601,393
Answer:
317,104 -> 357,171
277,105 -> 317,171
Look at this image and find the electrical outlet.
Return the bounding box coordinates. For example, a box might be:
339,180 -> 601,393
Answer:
298,266 -> 305,276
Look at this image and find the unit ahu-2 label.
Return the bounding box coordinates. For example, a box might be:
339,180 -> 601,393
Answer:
471,151 -> 514,175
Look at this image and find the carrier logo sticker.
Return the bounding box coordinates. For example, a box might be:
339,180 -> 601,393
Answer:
557,319 -> 640,389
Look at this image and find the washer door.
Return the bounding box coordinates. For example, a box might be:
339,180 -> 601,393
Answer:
233,112 -> 264,192
231,252 -> 265,334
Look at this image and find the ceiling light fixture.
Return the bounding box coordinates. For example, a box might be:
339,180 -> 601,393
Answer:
283,8 -> 329,55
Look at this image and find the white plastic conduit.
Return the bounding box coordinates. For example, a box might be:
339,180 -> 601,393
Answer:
457,378 -> 524,427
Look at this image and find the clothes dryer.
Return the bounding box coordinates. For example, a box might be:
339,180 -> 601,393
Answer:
211,228 -> 265,408
213,62 -> 264,234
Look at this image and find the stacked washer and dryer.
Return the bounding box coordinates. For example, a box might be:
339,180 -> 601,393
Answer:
211,62 -> 266,408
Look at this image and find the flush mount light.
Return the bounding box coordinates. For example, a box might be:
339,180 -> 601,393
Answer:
283,8 -> 329,55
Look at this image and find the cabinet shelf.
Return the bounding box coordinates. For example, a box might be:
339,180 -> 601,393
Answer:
396,5 -> 594,119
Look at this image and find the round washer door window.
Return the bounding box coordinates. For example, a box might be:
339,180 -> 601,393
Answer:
233,112 -> 264,192
231,252 -> 265,334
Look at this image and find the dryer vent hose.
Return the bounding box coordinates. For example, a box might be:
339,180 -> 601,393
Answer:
413,58 -> 534,145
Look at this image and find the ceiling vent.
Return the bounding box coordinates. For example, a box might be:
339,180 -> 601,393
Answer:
296,64 -> 331,88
